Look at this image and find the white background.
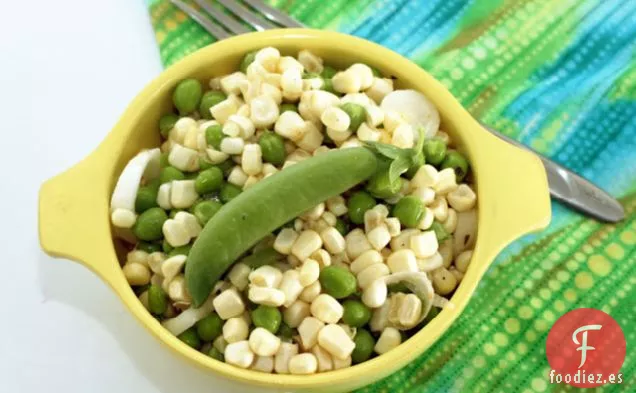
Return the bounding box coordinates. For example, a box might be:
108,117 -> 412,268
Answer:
0,1 -> 257,392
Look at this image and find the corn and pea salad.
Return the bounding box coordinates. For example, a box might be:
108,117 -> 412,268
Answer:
109,47 -> 477,374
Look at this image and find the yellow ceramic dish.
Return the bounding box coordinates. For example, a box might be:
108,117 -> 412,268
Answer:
38,29 -> 550,392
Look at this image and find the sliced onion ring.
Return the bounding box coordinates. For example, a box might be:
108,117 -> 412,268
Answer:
110,148 -> 161,213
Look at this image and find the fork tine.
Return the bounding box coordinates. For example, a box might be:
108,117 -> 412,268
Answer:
171,0 -> 231,40
243,0 -> 305,28
216,0 -> 278,31
193,0 -> 251,35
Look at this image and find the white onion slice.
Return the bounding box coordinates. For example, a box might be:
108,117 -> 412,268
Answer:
162,293 -> 216,336
380,89 -> 440,138
110,148 -> 161,213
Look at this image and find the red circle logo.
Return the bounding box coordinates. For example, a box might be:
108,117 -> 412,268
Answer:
546,308 -> 626,388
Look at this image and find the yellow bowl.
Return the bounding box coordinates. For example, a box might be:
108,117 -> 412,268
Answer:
38,29 -> 550,392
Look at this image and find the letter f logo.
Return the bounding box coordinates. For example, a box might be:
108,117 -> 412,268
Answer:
572,324 -> 602,368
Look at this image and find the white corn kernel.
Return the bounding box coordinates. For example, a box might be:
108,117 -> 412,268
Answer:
277,55 -> 304,74
311,345 -> 333,372
168,144 -> 199,172
161,255 -> 187,285
439,239 -> 453,268
224,340 -> 254,369
341,138 -> 364,149
255,47 -> 280,72
348,63 -> 374,90
111,208 -> 136,228
220,72 -> 247,95
350,250 -> 383,274
362,279 -> 388,308
223,317 -> 249,343
310,294 -> 344,324
287,253 -> 302,267
333,356 -> 352,370
411,186 -> 436,205
389,293 -> 422,329
284,300 -> 311,328
291,230 -> 323,261
296,121 -> 324,152
443,208 -> 458,233
453,209 -> 477,255
455,250 -> 473,273
301,203 -> 325,221
434,168 -> 458,195
210,96 -> 239,124
299,280 -> 321,303
332,70 -> 362,94
308,90 -> 339,117
390,228 -> 419,250
298,316 -> 325,350
138,290 -> 150,310
206,148 -> 229,164
364,208 -> 384,233
317,324 -> 355,360
357,263 -> 390,289
275,111 -> 305,141
261,163 -> 278,177
326,127 -> 352,144
173,211 -> 201,238
162,219 -> 190,247
326,196 -> 348,216
220,137 -> 245,155
385,217 -> 401,237
123,263 -> 150,286
391,123 -> 415,148
243,175 -> 260,189
228,115 -> 255,139
281,68 -> 303,95
321,107 -> 350,132
430,196 -> 449,222
274,228 -> 299,255
213,288 -> 245,320
447,184 -> 477,212
411,165 -> 439,189
249,327 -> 281,357
320,227 -> 346,254
417,207 -> 434,230
340,92 -> 371,107
382,110 -> 404,133
169,180 -> 199,209
357,123 -> 382,142
366,77 -> 394,104
274,342 -> 298,374
298,50 -> 323,73
367,224 -> 392,250
250,95 -> 279,128
213,335 -> 228,353
293,218 -> 305,232
147,252 -> 166,274
321,211 -> 337,227
409,230 -> 439,258
287,149 -> 312,163
299,259 -> 320,287
387,249 -> 419,273
303,78 -> 324,91
365,104 -> 385,127
248,286 -> 285,307
289,353 -> 318,375
450,267 -> 464,283
249,265 -> 283,288
279,270 -> 304,307
375,327 -> 402,354
417,252 -> 443,272
311,249 -> 332,268
227,263 -> 250,291
241,144 -> 263,176
171,117 -> 196,143
431,267 -> 458,295
370,300 -> 391,331
345,228 -> 373,260
226,166 -> 247,187
222,120 -> 241,137
251,355 -> 274,373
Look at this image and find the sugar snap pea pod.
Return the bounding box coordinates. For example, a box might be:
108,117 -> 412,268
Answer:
186,147 -> 377,306
241,247 -> 284,269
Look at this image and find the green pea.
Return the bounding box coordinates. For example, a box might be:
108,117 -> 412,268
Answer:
195,167 -> 224,195
215,159 -> 234,176
160,166 -> 185,184
422,137 -> 447,166
240,50 -> 257,73
162,239 -> 173,254
340,103 -> 367,132
135,186 -> 159,213
208,347 -> 224,361
220,183 -> 242,203
192,200 -> 223,225
342,300 -> 371,328
196,313 -> 223,341
199,91 -> 226,119
441,151 -> 470,182
205,124 -> 225,150
169,244 -> 192,257
278,322 -> 294,340
392,196 -> 425,228
366,169 -> 401,199
178,328 -> 201,349
251,306 -> 282,334
369,65 -> 382,77
430,221 -> 449,242
137,241 -> 162,254
160,152 -> 170,168
352,329 -> 375,364
335,219 -> 349,236
133,207 -> 167,241
172,79 -> 203,115
321,66 -> 337,79
159,114 -> 178,139
147,285 -> 168,316
280,103 -> 297,113
347,191 -> 376,225
199,156 -> 214,170
258,131 -> 286,166
319,266 -> 357,299
321,78 -> 335,94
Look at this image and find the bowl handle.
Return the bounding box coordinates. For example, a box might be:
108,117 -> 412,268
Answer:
472,128 -> 552,253
38,152 -> 119,285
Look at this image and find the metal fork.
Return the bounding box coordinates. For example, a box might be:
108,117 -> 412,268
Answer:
170,0 -> 625,223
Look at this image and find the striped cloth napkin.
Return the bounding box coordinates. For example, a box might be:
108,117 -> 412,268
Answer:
146,1 -> 636,391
